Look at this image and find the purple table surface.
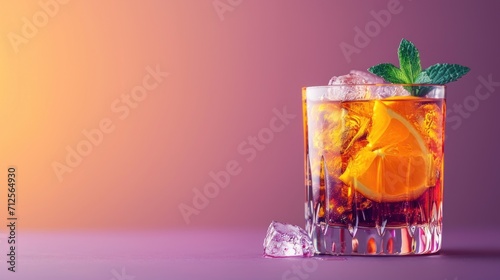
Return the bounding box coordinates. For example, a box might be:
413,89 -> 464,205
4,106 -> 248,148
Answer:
1,227 -> 499,280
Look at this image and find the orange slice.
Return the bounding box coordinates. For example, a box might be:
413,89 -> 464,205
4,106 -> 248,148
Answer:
339,100 -> 432,202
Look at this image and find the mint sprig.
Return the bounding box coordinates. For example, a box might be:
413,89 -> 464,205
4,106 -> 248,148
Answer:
368,39 -> 470,96
425,63 -> 471,84
398,38 -> 421,82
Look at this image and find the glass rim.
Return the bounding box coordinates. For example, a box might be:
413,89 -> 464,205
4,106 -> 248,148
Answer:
303,84 -> 446,89
303,84 -> 446,101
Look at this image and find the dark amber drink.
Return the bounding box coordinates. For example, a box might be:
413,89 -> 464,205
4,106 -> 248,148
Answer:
303,85 -> 445,255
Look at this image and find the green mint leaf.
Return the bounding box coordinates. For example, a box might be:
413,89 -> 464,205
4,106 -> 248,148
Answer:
424,63 -> 471,84
415,71 -> 432,84
367,38 -> 470,97
368,63 -> 408,84
412,72 -> 433,96
416,87 -> 432,97
411,85 -> 434,97
398,39 -> 421,83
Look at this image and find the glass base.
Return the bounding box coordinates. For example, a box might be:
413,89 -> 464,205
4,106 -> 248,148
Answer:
309,223 -> 442,255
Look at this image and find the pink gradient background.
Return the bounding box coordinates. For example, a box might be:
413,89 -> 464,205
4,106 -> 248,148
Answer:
0,0 -> 499,233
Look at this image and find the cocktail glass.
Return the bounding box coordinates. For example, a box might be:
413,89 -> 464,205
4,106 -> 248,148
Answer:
302,84 -> 445,255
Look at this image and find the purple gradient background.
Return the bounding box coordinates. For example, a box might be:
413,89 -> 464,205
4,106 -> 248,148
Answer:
173,0 -> 500,230
1,0 -> 500,279
0,0 -> 498,231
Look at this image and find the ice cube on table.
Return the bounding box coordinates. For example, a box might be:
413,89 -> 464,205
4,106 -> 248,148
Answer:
263,221 -> 314,257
